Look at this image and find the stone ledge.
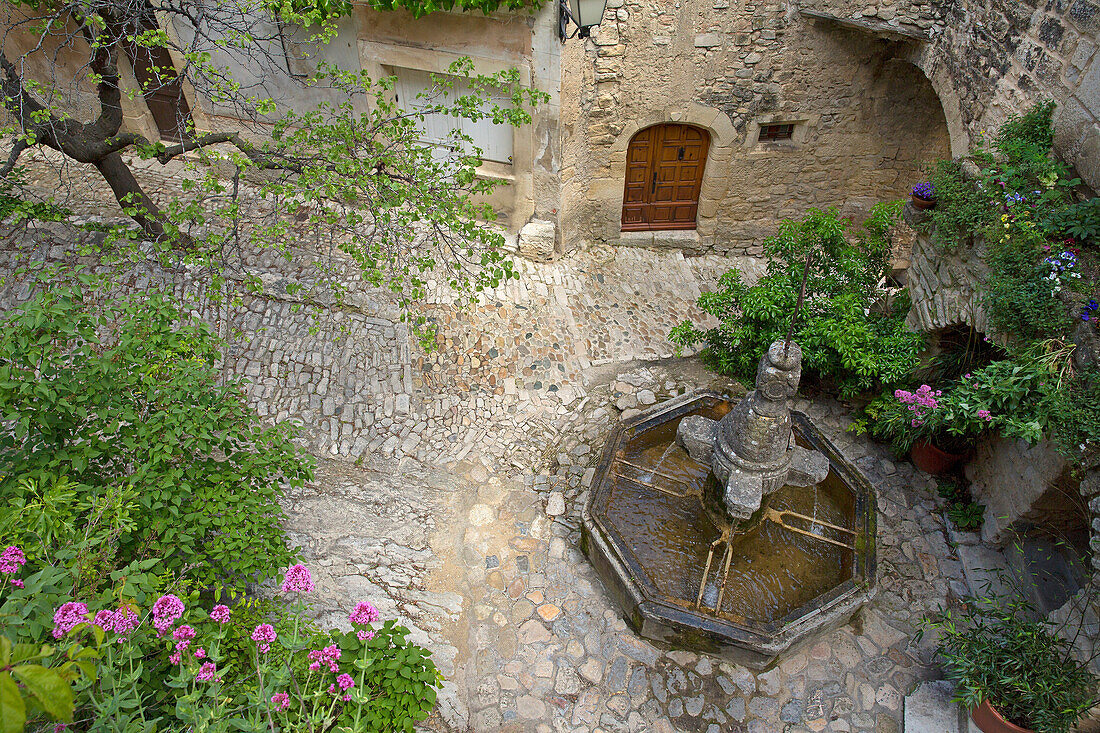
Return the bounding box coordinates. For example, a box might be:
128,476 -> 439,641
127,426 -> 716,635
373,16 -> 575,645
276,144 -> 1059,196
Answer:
799,9 -> 930,43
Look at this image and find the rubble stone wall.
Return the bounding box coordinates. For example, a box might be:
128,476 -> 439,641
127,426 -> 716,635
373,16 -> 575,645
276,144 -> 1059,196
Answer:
559,3 -> 951,256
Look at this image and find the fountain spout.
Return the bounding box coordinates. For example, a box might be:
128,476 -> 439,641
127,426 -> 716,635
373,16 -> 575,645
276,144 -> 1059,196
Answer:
676,340 -> 829,520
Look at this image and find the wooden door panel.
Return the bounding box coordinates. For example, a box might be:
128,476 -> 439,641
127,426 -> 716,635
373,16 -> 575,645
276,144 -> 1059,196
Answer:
621,123 -> 709,231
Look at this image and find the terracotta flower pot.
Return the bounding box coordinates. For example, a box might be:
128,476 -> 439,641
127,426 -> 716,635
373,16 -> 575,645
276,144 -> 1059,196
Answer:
911,194 -> 937,210
971,699 -> 1035,733
910,439 -> 963,474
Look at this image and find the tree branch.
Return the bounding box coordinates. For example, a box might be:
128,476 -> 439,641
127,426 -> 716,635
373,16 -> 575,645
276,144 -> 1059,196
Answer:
0,138 -> 29,178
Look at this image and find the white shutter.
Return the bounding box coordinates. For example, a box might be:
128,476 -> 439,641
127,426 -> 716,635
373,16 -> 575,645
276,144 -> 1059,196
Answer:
393,67 -> 513,164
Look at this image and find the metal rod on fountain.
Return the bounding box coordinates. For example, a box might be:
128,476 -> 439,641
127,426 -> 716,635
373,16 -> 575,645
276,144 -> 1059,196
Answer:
784,252 -> 815,359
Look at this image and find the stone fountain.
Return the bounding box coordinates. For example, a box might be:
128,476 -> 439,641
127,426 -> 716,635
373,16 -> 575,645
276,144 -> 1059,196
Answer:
581,339 -> 876,669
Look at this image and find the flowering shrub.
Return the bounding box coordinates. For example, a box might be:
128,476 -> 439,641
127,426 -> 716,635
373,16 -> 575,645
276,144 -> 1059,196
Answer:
0,557 -> 442,732
911,181 -> 934,200
1039,249 -> 1082,296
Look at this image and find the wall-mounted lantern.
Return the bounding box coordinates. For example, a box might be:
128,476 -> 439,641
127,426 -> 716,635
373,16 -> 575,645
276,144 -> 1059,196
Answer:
559,0 -> 609,41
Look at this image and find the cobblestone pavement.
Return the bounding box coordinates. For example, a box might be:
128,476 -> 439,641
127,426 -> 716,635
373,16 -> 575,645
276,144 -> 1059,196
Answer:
288,362 -> 965,733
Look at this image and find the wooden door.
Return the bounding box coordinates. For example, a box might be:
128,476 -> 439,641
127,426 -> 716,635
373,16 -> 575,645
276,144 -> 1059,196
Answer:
621,124 -> 709,231
122,5 -> 192,142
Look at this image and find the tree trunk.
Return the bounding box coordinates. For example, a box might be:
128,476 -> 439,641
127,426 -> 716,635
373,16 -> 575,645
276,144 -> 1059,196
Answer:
93,152 -> 168,241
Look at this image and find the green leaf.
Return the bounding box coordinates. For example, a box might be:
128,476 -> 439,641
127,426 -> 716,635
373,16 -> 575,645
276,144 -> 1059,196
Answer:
0,673 -> 26,733
11,665 -> 73,722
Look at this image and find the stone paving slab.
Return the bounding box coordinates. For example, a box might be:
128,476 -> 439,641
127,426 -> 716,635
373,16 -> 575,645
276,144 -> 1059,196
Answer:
902,680 -> 961,733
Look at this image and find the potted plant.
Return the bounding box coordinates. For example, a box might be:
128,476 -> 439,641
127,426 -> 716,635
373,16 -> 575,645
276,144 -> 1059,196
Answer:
921,591 -> 1099,733
911,181 -> 936,210
860,383 -> 988,474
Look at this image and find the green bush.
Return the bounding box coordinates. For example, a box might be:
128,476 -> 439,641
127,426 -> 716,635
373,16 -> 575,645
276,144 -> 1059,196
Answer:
0,269 -> 314,588
922,589 -> 1098,733
923,159 -> 995,251
671,205 -> 923,398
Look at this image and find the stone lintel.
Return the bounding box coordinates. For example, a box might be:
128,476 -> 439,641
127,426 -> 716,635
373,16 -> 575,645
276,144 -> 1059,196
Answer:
799,9 -> 929,43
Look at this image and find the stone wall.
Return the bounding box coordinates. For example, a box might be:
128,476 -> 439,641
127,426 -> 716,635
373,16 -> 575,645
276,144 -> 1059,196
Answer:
558,5 -> 951,256
918,0 -> 1100,189
901,204 -> 990,334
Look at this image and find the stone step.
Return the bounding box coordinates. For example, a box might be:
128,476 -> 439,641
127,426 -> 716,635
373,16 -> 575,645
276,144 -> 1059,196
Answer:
902,680 -> 977,733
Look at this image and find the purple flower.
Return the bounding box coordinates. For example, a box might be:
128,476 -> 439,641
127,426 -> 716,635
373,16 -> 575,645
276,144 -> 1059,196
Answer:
152,594 -> 185,635
337,673 -> 355,691
281,564 -> 314,594
271,692 -> 290,711
112,608 -> 139,638
52,602 -> 89,639
0,546 -> 26,574
977,409 -> 992,422
10,579 -> 23,589
911,181 -> 934,199
92,610 -> 116,631
210,605 -> 231,624
196,662 -> 218,682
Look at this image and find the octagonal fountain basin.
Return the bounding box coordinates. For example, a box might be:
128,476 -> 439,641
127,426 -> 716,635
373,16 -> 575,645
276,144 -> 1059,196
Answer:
580,391 -> 876,670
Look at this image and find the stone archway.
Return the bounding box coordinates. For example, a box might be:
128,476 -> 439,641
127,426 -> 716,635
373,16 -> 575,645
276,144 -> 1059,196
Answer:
904,48 -> 972,158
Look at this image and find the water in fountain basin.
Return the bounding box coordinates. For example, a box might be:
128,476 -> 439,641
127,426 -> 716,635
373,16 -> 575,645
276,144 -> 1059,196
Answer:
603,413 -> 855,625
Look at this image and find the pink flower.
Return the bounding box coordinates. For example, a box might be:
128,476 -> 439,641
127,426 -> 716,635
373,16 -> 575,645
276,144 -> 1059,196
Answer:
10,579 -> 24,588
174,639 -> 191,653
173,625 -> 196,642
112,608 -> 139,638
0,546 -> 26,574
977,409 -> 993,422
252,623 -> 277,654
337,673 -> 354,691
53,725 -> 66,733
152,594 -> 185,636
281,564 -> 314,594
52,602 -> 89,639
348,601 -> 379,626
196,662 -> 217,682
307,644 -> 341,672
93,610 -> 116,631
194,647 -> 206,659
271,692 -> 290,711
169,651 -> 182,665
210,605 -> 231,624
357,629 -> 375,642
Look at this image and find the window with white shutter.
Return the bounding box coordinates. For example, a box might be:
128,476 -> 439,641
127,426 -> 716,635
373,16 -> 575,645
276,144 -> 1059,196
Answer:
392,67 -> 514,165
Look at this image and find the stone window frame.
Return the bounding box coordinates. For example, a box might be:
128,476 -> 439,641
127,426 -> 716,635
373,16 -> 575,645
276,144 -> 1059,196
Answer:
745,114 -> 820,153
358,41 -> 533,185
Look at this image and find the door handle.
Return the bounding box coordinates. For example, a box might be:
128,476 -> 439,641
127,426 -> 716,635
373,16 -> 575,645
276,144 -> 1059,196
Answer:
678,146 -> 685,160
651,171 -> 656,194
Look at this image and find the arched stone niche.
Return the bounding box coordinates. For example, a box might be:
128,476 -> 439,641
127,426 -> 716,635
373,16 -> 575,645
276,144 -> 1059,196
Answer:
607,104 -> 737,253
905,47 -> 972,159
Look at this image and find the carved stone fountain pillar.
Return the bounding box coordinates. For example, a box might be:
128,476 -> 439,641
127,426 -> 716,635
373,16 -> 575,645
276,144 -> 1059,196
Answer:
676,340 -> 830,520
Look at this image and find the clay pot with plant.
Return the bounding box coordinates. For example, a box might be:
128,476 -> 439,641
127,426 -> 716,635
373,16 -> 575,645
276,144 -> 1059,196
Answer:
919,583 -> 1100,733
911,181 -> 936,210
855,384 -> 990,475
